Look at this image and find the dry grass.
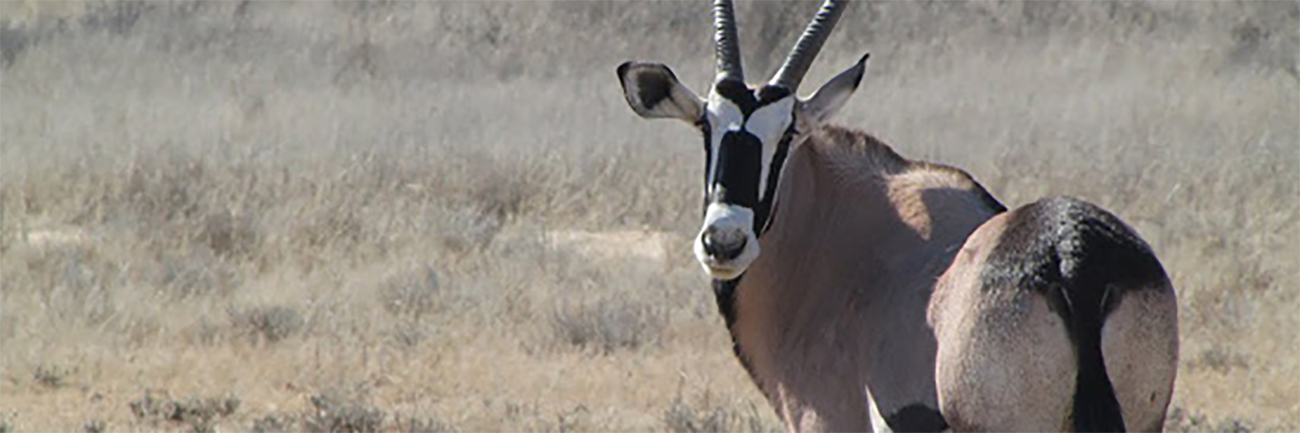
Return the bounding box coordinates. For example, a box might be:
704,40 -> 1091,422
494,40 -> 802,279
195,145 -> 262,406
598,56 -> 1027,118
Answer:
1,1 -> 1296,431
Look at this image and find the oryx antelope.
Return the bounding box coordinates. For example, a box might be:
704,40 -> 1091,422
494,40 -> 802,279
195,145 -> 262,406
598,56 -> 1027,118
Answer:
615,1 -> 1177,431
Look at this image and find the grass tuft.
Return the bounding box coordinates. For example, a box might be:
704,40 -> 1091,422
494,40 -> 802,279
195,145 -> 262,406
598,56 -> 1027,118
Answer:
392,416 -> 458,433
304,393 -> 386,433
663,391 -> 779,433
551,298 -> 667,354
228,305 -> 305,344
381,265 -> 444,321
1167,407 -> 1256,433
82,419 -> 105,433
33,364 -> 75,389
128,390 -> 239,433
251,413 -> 297,433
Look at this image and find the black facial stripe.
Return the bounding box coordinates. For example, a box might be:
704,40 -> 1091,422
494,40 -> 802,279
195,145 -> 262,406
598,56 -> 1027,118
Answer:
712,131 -> 763,208
699,83 -> 797,230
700,121 -> 712,218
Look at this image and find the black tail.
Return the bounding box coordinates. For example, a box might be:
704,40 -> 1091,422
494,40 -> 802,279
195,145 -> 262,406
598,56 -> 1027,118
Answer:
1064,284 -> 1126,432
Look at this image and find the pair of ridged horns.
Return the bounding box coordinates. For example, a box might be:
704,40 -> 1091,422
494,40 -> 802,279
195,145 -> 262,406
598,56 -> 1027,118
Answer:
713,0 -> 849,91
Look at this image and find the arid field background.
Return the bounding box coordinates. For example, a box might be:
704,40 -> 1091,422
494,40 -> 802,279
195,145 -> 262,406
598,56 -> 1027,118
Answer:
1,1 -> 1296,431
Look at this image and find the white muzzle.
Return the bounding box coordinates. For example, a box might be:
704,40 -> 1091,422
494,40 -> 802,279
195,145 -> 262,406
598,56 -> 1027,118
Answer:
694,203 -> 761,280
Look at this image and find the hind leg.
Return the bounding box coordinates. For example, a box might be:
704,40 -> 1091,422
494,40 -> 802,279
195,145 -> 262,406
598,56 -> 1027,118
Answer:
1102,283 -> 1179,432
934,290 -> 1076,431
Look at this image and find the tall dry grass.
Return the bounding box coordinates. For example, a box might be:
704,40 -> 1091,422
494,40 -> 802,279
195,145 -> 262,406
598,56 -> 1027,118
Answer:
1,1 -> 1296,431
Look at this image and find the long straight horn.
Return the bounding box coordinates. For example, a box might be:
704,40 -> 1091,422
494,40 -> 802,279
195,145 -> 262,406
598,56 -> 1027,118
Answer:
770,0 -> 849,91
713,0 -> 744,82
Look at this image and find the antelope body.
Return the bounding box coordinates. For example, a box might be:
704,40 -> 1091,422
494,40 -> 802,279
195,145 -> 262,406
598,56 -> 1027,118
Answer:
727,126 -> 1002,431
615,1 -> 1177,431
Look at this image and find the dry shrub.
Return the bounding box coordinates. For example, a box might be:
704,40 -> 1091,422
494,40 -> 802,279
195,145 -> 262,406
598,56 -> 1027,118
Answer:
32,364 -> 75,389
391,416 -> 458,433
379,265 -> 447,349
128,390 -> 240,433
19,246 -> 120,327
663,391 -> 778,433
380,265 -> 444,321
1167,407 -> 1255,433
551,298 -> 666,354
496,401 -> 589,432
304,392 -> 386,433
156,251 -> 240,300
251,413 -> 297,433
386,321 -> 432,350
228,305 -> 304,344
1191,345 -> 1250,374
113,157 -> 264,259
436,204 -> 506,255
181,316 -> 225,346
82,419 -> 105,433
199,210 -> 261,260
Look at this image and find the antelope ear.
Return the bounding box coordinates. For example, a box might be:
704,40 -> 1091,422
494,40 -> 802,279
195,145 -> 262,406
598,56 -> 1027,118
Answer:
799,53 -> 869,123
617,62 -> 704,123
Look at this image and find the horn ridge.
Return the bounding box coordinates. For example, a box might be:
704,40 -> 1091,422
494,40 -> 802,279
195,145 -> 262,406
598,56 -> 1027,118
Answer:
714,0 -> 744,82
771,0 -> 849,91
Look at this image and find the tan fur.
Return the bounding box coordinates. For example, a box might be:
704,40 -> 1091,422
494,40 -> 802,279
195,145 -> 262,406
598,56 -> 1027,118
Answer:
1102,282 -> 1180,432
732,126 -> 1000,431
930,212 -> 1076,431
930,207 -> 1180,432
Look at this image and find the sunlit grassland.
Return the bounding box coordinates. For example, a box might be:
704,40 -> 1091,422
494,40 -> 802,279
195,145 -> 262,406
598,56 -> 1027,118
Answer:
1,1 -> 1295,431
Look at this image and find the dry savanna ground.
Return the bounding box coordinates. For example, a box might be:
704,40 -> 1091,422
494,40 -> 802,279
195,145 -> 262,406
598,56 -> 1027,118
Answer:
1,1 -> 1296,432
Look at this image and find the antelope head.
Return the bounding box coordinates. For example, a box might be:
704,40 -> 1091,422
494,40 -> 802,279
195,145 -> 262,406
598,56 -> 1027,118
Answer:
617,0 -> 867,280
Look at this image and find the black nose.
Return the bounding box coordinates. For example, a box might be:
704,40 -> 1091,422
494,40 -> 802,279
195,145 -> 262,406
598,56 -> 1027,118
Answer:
702,230 -> 747,261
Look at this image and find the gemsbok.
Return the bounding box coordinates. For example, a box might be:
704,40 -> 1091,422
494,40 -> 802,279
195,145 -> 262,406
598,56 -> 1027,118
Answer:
615,1 -> 1178,431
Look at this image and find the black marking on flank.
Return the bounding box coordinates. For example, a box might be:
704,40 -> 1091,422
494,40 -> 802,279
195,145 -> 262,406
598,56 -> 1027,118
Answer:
980,196 -> 1169,433
886,403 -> 949,433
